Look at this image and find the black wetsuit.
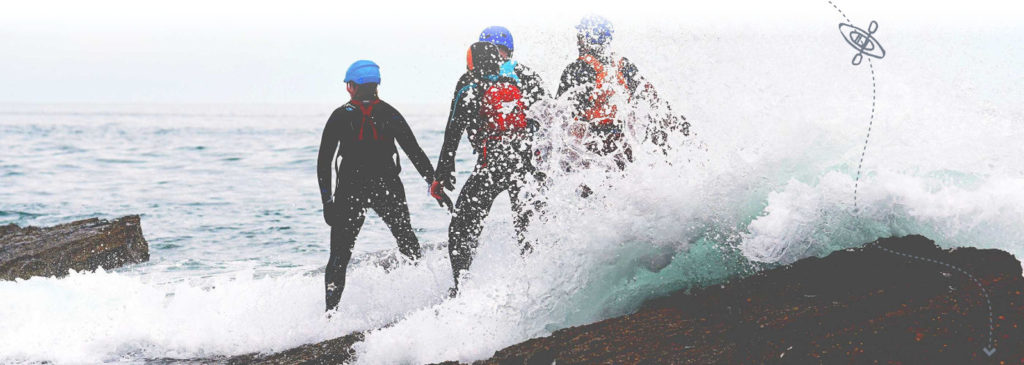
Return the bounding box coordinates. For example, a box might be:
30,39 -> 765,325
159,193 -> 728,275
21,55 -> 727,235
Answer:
557,52 -> 688,157
453,61 -> 546,110
555,52 -> 642,164
317,98 -> 434,311
436,58 -> 546,292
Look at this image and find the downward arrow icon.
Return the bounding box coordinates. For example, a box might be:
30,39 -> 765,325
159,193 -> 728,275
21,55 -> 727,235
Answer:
983,346 -> 996,356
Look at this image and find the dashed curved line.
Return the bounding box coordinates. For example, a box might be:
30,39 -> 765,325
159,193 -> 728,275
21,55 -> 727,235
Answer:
827,0 -> 852,23
827,0 -> 876,210
878,246 -> 996,349
829,0 -> 997,355
853,60 -> 876,209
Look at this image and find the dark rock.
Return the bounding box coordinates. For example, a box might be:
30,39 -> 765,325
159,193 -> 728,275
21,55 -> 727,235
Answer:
472,235 -> 1024,364
222,332 -> 364,365
162,235 -> 1024,364
0,215 -> 150,280
150,332 -> 365,365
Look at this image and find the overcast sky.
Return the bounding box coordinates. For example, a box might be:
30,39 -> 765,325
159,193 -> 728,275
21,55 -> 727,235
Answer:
0,0 -> 1019,104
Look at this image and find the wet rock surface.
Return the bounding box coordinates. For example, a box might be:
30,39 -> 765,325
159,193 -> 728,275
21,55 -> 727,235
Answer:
171,235 -> 1024,364
474,235 -> 1024,364
0,215 -> 150,280
149,332 -> 365,365
225,332 -> 364,365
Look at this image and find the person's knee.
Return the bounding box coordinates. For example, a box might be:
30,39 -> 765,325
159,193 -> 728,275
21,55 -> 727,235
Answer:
326,247 -> 353,271
329,234 -> 357,254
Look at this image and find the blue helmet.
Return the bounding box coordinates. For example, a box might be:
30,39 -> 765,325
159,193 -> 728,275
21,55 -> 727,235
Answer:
344,60 -> 381,84
576,16 -> 614,46
479,26 -> 514,53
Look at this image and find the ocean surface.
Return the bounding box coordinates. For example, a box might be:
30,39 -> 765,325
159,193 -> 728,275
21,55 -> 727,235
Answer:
1,25 -> 1022,364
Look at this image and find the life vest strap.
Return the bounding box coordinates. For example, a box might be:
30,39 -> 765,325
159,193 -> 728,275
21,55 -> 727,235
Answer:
352,99 -> 381,141
478,135 -> 503,168
578,54 -> 627,89
577,54 -> 628,127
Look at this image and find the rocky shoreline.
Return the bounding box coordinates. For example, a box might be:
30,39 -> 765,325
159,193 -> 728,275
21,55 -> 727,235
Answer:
6,223 -> 1019,363
219,235 -> 1024,364
0,215 -> 149,280
470,235 -> 1023,364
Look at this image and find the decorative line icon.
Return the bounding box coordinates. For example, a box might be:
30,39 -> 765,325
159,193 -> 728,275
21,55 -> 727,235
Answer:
839,21 -> 885,65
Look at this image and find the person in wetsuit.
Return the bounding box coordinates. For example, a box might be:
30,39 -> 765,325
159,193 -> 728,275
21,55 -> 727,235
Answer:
454,26 -> 546,111
556,16 -> 688,171
317,60 -> 437,312
430,41 -> 545,295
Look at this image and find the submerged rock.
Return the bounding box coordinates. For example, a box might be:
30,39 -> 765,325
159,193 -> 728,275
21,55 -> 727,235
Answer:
474,235 -> 1024,364
0,215 -> 149,280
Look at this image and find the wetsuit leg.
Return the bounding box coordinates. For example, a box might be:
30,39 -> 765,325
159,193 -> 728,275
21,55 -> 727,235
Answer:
448,170 -> 504,290
507,181 -> 534,254
369,175 -> 422,261
325,186 -> 367,312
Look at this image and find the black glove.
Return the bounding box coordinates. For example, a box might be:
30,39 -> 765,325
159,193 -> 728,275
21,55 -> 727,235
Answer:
435,173 -> 456,191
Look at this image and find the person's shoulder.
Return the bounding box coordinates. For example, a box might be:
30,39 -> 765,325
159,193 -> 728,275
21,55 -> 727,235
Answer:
616,56 -> 640,81
456,72 -> 475,87
561,58 -> 591,75
514,62 -> 541,77
329,103 -> 358,120
375,100 -> 406,119
455,72 -> 487,95
618,56 -> 637,67
335,102 -> 358,114
374,99 -> 394,111
450,72 -> 479,97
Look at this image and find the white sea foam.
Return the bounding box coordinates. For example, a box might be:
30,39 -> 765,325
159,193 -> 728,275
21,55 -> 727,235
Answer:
741,172 -> 1024,265
0,254 -> 453,363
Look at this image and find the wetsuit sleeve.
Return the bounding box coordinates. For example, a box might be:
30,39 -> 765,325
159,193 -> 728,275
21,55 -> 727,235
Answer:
555,60 -> 595,98
317,109 -> 344,204
556,60 -> 599,121
435,80 -> 475,187
619,57 -> 643,96
389,107 -> 436,185
555,63 -> 574,98
516,64 -> 547,108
